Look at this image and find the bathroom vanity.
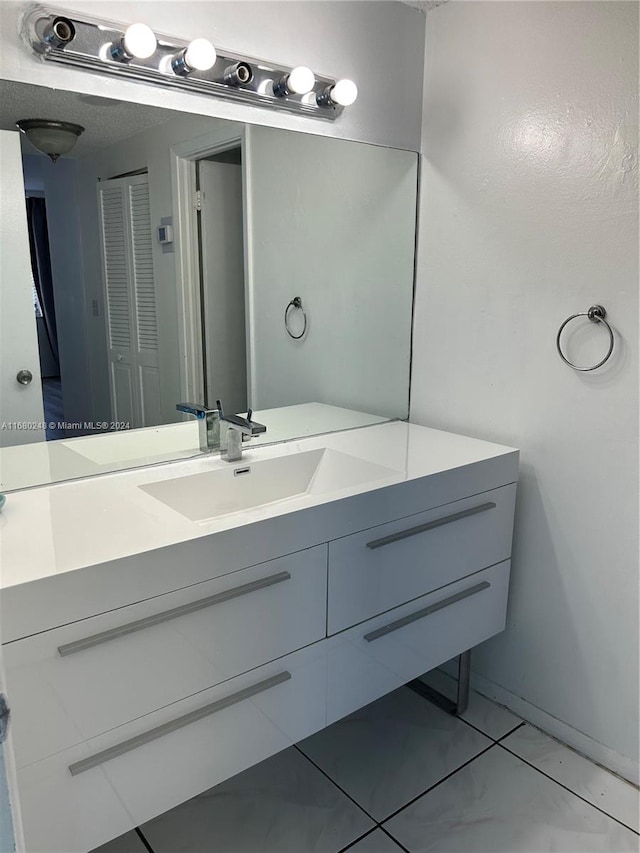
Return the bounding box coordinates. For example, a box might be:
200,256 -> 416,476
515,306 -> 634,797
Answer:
0,421 -> 518,852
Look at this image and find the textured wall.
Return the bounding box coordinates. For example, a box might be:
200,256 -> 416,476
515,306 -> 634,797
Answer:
412,1 -> 638,780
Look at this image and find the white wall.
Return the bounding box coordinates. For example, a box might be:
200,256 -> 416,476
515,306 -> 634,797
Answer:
0,1 -> 425,152
247,125 -> 417,418
20,155 -> 43,195
412,1 -> 639,781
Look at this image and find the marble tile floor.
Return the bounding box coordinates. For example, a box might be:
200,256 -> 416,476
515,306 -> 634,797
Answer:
94,678 -> 639,853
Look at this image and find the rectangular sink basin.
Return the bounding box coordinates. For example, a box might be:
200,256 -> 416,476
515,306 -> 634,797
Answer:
139,448 -> 400,523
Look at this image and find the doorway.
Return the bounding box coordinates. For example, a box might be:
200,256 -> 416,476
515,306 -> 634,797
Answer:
195,146 -> 248,416
24,191 -> 65,440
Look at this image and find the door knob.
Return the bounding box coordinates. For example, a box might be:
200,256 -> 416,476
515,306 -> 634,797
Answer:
16,370 -> 33,386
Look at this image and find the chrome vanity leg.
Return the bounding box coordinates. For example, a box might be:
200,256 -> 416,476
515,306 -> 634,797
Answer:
408,649 -> 471,717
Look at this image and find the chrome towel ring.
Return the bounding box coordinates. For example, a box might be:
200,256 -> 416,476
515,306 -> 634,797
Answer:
556,304 -> 614,371
284,296 -> 307,340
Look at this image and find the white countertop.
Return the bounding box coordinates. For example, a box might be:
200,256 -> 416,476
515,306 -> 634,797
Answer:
0,403 -> 388,492
0,421 -> 518,592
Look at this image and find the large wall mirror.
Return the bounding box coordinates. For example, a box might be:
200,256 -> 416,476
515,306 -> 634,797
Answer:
0,80 -> 417,491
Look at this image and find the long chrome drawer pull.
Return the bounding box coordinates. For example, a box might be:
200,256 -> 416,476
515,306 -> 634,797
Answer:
68,670 -> 291,776
58,571 -> 291,657
365,502 -> 497,550
364,581 -> 491,642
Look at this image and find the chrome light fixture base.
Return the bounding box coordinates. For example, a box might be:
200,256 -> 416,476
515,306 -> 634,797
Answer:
22,5 -> 347,121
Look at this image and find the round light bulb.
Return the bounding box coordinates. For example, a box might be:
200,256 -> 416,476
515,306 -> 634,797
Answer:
184,38 -> 217,71
287,66 -> 315,95
123,23 -> 157,59
331,79 -> 358,106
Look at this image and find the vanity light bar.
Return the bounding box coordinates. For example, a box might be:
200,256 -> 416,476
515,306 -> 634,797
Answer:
21,6 -> 357,120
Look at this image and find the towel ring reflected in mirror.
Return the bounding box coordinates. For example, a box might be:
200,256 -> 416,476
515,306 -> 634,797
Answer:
284,296 -> 308,340
556,304 -> 614,371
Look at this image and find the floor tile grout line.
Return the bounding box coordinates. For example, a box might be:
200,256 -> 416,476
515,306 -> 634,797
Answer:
134,827 -> 156,853
379,823 -> 412,852
497,742 -> 640,836
379,742 -> 498,826
335,826 -> 379,853
449,712 -> 494,741
336,823 -> 412,853
457,714 -> 504,741
127,723 -> 523,853
410,680 -> 525,744
297,737 -> 499,832
294,743 -> 379,824
495,720 -> 526,743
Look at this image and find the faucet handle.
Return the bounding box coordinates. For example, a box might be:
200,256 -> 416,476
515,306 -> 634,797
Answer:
217,400 -> 267,437
245,409 -> 266,434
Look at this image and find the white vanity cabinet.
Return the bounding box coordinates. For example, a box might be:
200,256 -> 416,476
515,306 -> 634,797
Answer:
0,423 -> 518,853
5,547 -> 328,769
327,483 -> 516,634
325,560 -> 511,724
15,645 -> 329,853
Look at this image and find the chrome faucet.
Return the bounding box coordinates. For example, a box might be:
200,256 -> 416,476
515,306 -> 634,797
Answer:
176,402 -> 220,453
217,399 -> 267,462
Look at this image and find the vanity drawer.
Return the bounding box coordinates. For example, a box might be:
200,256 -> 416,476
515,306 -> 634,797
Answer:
327,483 -> 516,633
326,560 -> 510,724
5,545 -> 327,768
16,641 -> 328,853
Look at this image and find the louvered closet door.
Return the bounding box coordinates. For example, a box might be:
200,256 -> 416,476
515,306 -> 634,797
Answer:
127,179 -> 161,426
98,175 -> 160,429
99,182 -> 135,425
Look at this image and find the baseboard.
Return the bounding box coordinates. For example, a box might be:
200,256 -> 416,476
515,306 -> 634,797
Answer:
453,667 -> 639,787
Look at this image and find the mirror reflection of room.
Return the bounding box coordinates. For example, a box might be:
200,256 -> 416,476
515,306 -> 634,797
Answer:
0,80 -> 417,490
25,187 -> 64,440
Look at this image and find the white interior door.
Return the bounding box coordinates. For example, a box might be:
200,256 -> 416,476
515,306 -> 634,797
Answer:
98,174 -> 161,429
199,158 -> 248,414
0,130 -> 44,446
